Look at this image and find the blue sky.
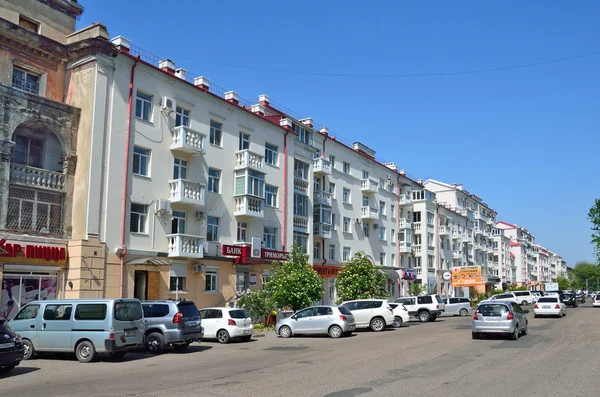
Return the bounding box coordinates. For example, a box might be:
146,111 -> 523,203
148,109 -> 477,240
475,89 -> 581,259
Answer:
78,1 -> 600,265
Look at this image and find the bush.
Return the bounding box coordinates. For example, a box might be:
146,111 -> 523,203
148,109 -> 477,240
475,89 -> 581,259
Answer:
335,252 -> 388,303
235,289 -> 274,325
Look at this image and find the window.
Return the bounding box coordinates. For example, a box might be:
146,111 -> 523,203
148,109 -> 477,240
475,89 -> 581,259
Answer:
313,149 -> 321,159
313,242 -> 321,259
169,276 -> 186,291
294,160 -> 310,180
74,304 -> 107,320
343,162 -> 351,174
293,194 -> 309,217
362,170 -> 369,179
343,217 -> 351,233
379,226 -> 386,240
391,229 -> 396,243
264,227 -> 277,249
7,187 -> 63,234
12,134 -> 42,168
207,168 -> 221,194
43,304 -> 72,321
209,120 -> 222,146
205,269 -> 218,292
380,201 -> 386,215
390,204 -> 395,218
329,155 -> 335,169
12,67 -> 40,95
342,188 -> 351,203
135,91 -> 153,121
265,185 -> 278,207
265,143 -> 278,166
427,212 -> 435,225
133,146 -> 150,176
237,222 -> 248,242
175,106 -> 190,127
173,158 -> 187,179
293,123 -> 313,145
114,301 -> 143,321
293,232 -> 309,253
329,244 -> 336,260
207,216 -> 219,242
328,182 -> 335,198
391,254 -> 396,266
331,213 -> 336,230
235,170 -> 265,198
362,195 -> 369,207
19,15 -> 39,32
130,203 -> 148,233
363,222 -> 370,237
413,211 -> 422,222
417,296 -> 433,304
171,211 -> 186,234
239,132 -> 250,150
428,255 -> 434,269
343,247 -> 351,262
380,252 -> 386,266
313,177 -> 321,193
262,270 -> 270,287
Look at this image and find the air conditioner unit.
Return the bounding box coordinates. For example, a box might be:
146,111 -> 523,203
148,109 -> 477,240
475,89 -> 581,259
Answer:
195,211 -> 205,220
193,264 -> 204,273
161,96 -> 176,113
355,218 -> 362,225
373,224 -> 379,229
154,199 -> 171,214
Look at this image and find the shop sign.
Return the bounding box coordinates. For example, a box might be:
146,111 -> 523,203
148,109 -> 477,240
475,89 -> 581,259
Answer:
221,245 -> 288,262
0,239 -> 67,263
451,266 -> 483,287
312,265 -> 341,278
402,269 -> 417,280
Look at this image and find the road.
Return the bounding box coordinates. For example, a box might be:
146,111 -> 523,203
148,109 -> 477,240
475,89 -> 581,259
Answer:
1,302 -> 599,397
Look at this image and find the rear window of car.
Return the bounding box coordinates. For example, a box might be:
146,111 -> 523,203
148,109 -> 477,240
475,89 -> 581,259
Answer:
478,304 -> 509,316
418,296 -> 433,304
229,309 -> 248,319
460,298 -> 470,303
114,301 -> 143,321
435,295 -> 444,304
148,304 -> 170,317
75,304 -> 107,320
514,292 -> 530,296
338,306 -> 352,315
370,301 -> 383,308
0,320 -> 15,336
538,297 -> 558,303
178,303 -> 200,317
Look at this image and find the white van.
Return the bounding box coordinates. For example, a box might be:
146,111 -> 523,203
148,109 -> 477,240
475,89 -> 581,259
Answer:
9,299 -> 144,363
512,291 -> 535,305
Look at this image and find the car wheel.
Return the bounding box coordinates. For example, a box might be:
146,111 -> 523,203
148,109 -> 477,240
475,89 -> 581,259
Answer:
369,317 -> 385,332
172,342 -> 191,351
393,316 -> 403,328
146,332 -> 165,354
22,339 -> 35,360
510,326 -> 519,340
217,329 -> 231,344
471,332 -> 480,339
459,308 -> 468,316
521,301 -> 528,306
75,340 -> 96,363
240,335 -> 252,342
534,314 -> 539,318
0,365 -> 15,374
109,351 -> 127,359
328,325 -> 343,339
418,311 -> 431,323
279,325 -> 292,338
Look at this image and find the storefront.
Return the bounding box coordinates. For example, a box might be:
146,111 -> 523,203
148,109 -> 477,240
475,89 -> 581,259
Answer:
0,238 -> 68,319
381,267 -> 402,299
313,264 -> 342,305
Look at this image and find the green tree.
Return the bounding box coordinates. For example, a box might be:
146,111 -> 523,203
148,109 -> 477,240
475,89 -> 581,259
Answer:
409,283 -> 427,296
335,252 -> 388,303
263,245 -> 323,312
235,289 -> 275,325
570,263 -> 600,290
556,276 -> 571,290
588,198 -> 600,263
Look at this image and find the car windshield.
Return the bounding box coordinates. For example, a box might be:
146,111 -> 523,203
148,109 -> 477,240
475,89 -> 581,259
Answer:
229,309 -> 249,319
478,304 -> 509,317
338,306 -> 352,315
114,301 -> 143,321
538,297 -> 557,303
178,303 -> 200,317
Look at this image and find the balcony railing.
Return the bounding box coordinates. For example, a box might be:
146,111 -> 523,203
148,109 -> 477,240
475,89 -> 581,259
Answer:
400,242 -> 411,253
412,245 -> 422,254
314,223 -> 332,239
294,177 -> 309,194
293,215 -> 308,231
361,178 -> 379,194
168,179 -> 205,206
10,164 -> 66,192
439,226 -> 450,236
235,150 -> 264,171
360,206 -> 379,220
170,126 -> 206,154
453,251 -> 461,259
167,233 -> 204,258
314,190 -> 332,207
413,222 -> 422,232
399,218 -> 412,229
313,157 -> 332,175
452,230 -> 462,239
427,246 -> 435,254
234,196 -> 264,218
473,227 -> 484,235
399,194 -> 412,205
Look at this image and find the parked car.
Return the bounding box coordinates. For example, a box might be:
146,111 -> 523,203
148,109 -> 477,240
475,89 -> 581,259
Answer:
9,299 -> 144,363
443,297 -> 471,316
198,308 -> 253,343
339,299 -> 395,331
533,296 -> 566,318
394,295 -> 446,322
0,319 -> 24,374
513,291 -> 535,306
472,300 -> 529,340
276,305 -> 355,338
480,292 -> 519,305
560,293 -> 578,308
593,295 -> 600,308
141,300 -> 203,354
388,303 -> 410,327
531,291 -> 544,303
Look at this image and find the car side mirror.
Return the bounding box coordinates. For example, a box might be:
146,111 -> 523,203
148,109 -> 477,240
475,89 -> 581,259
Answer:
291,316 -> 297,320
523,310 -> 529,314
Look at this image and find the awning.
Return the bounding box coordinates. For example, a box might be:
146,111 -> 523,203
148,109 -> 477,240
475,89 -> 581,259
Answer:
126,257 -> 171,266
381,268 -> 401,280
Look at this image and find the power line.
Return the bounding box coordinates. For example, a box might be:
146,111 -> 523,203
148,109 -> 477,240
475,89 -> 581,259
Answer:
170,50 -> 600,78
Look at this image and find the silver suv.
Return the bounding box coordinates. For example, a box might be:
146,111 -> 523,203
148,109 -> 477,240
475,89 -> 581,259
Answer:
142,300 -> 203,354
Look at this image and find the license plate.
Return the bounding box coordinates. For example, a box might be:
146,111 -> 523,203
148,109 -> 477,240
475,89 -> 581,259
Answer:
242,329 -> 252,334
124,330 -> 136,337
485,317 -> 501,321
185,321 -> 199,327
542,305 -> 551,309
0,342 -> 15,349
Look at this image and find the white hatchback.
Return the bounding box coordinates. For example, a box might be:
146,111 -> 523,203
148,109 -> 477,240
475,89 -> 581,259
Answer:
388,302 -> 410,328
199,307 -> 253,343
533,296 -> 566,318
593,296 -> 600,308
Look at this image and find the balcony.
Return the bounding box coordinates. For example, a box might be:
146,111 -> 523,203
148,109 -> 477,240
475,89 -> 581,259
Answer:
473,211 -> 484,221
439,226 -> 450,236
235,150 -> 264,171
314,190 -> 332,207
486,218 -> 494,226
360,206 -> 379,220
427,246 -> 435,254
234,196 -> 264,218
473,227 -> 484,235
294,177 -> 309,194
170,126 -> 206,155
361,178 -> 379,194
168,179 -> 205,206
412,245 -> 422,254
10,164 -> 65,192
313,157 -> 332,175
453,251 -> 461,259
427,223 -> 435,233
399,194 -> 412,205
400,242 -> 412,253
314,223 -> 332,239
452,230 -> 462,239
293,215 -> 308,231
399,218 -> 412,229
167,233 -> 204,258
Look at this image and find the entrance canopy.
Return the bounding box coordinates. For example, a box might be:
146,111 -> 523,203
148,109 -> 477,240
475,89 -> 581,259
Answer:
126,257 -> 171,266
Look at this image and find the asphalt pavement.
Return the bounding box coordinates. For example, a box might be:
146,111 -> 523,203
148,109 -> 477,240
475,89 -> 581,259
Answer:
1,302 -> 599,397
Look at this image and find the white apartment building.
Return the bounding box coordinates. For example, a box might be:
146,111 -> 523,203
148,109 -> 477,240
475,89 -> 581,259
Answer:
532,245 -> 551,284
496,221 -> 535,286
491,228 -> 516,286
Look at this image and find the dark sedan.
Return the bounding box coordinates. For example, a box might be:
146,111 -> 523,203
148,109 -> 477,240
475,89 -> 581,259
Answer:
0,319 -> 25,374
560,293 -> 578,308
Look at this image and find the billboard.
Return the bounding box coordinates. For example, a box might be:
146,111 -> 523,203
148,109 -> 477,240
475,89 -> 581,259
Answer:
451,266 -> 483,287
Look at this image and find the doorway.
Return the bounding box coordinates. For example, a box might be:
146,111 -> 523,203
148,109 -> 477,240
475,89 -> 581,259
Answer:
134,270 -> 148,300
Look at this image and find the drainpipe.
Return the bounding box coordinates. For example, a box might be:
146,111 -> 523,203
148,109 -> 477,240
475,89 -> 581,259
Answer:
396,177 -> 402,294
119,56 -> 139,298
282,130 -> 290,250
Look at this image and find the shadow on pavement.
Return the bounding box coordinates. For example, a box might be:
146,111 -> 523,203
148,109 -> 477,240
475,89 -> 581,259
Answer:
0,366 -> 40,378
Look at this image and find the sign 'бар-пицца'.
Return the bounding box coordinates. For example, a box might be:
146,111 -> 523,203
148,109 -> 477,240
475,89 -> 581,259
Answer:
0,239 -> 67,262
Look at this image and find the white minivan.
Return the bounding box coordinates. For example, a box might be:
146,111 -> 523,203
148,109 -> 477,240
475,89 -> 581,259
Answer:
512,291 -> 535,306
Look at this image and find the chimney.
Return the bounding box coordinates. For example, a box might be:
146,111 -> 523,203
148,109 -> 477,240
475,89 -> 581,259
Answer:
194,76 -> 210,91
259,94 -> 270,106
300,118 -> 313,128
319,127 -> 329,136
399,169 -> 406,176
111,35 -> 131,53
159,59 -> 176,75
280,118 -> 293,129
418,179 -> 423,185
175,68 -> 187,80
251,104 -> 265,116
225,91 -> 239,105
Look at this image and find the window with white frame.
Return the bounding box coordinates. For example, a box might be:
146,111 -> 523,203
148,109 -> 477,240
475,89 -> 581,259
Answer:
390,204 -> 395,218
208,168 -> 221,193
328,155 -> 335,168
379,201 -> 385,215
362,170 -> 369,179
313,177 -> 321,193
175,106 -> 190,127
235,170 -> 265,197
239,132 -> 250,150
293,193 -> 309,217
205,267 -> 218,292
262,269 -> 270,287
171,210 -> 186,234
343,247 -> 351,262
135,91 -> 153,121
237,222 -> 248,242
363,222 -> 370,237
342,188 -> 351,203
313,242 -> 321,259
379,226 -> 386,240
380,252 -> 386,266
265,185 -> 278,207
313,149 -> 321,159
343,162 -> 351,174
264,227 -> 277,249
391,229 -> 396,243
427,212 -> 435,225
343,217 -> 351,233
294,160 -> 309,180
133,146 -> 150,176
331,213 -> 336,230
170,276 -> 187,292
12,134 -> 42,168
329,244 -> 336,260
12,67 -> 40,95
207,216 -> 219,242
130,203 -> 148,233
362,195 -> 369,207
391,254 -> 396,266
293,232 -> 308,253
265,143 -> 278,166
328,182 -> 335,198
210,120 -> 222,146
428,255 -> 434,269
173,158 -> 187,179
293,123 -> 313,145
